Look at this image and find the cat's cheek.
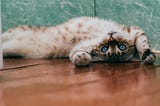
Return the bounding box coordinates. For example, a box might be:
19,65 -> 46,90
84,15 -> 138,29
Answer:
70,52 -> 91,66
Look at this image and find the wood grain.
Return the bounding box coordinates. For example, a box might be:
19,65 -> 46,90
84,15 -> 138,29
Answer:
0,56 -> 160,106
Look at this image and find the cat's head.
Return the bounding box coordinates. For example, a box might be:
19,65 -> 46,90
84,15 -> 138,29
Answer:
91,31 -> 136,62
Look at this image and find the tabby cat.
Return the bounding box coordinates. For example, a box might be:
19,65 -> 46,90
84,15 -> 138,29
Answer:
2,17 -> 156,66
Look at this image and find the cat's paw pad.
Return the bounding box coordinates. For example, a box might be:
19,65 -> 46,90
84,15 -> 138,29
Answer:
70,52 -> 91,66
142,49 -> 156,64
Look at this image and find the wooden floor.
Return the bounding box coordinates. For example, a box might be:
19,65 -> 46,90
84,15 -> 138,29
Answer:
0,55 -> 160,106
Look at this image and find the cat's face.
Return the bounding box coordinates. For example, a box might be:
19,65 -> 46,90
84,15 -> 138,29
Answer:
91,32 -> 136,62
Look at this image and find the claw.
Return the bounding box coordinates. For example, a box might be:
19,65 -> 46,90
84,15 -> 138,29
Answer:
142,49 -> 156,64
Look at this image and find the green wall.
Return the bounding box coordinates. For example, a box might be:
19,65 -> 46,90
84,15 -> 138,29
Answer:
96,0 -> 160,50
1,0 -> 160,49
1,0 -> 94,31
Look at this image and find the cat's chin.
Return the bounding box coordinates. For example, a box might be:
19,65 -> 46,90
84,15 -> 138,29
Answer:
100,59 -> 130,63
98,56 -> 126,63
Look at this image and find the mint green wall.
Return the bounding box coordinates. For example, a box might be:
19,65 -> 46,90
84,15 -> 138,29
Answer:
1,0 -> 160,49
1,0 -> 94,31
96,0 -> 160,50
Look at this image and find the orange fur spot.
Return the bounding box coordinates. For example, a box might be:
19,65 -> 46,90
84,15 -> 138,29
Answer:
58,30 -> 62,34
77,37 -> 81,42
62,35 -> 67,42
83,36 -> 88,39
64,26 -> 69,31
20,26 -> 26,31
31,26 -> 40,31
127,27 -> 130,33
71,38 -> 76,44
136,32 -> 145,37
77,23 -> 83,28
54,37 -> 59,42
122,26 -> 130,33
8,30 -> 12,33
77,30 -> 80,34
42,27 -> 47,32
134,32 -> 146,42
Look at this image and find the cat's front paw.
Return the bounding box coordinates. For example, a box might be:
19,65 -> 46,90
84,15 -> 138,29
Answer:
70,51 -> 91,66
142,49 -> 156,64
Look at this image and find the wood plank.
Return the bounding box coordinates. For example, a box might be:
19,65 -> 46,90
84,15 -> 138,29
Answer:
0,56 -> 160,106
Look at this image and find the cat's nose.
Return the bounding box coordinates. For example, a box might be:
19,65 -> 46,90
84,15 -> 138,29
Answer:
108,32 -> 116,42
108,35 -> 116,42
110,53 -> 119,61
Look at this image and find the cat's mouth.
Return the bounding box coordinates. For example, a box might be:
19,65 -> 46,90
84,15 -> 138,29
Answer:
102,54 -> 131,63
91,50 -> 133,63
107,54 -> 124,63
91,54 -> 126,63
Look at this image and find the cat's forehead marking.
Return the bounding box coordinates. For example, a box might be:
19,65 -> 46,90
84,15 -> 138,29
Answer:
108,32 -> 117,42
98,32 -> 134,46
108,31 -> 116,36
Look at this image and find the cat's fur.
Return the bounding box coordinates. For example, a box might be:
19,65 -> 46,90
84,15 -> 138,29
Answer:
2,17 -> 156,66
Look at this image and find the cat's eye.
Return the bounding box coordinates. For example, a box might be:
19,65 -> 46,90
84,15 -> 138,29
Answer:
101,45 -> 109,53
118,44 -> 127,51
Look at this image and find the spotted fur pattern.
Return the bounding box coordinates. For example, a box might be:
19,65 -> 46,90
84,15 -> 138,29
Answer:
2,17 -> 156,66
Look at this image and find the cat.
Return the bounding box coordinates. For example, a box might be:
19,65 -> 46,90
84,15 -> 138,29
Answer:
2,17 -> 157,66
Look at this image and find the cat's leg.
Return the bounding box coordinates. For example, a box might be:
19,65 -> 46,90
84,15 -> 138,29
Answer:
69,37 -> 105,66
3,39 -> 51,58
2,29 -> 54,58
69,50 -> 91,66
2,30 -> 31,58
69,40 -> 97,66
3,41 -> 29,57
130,26 -> 156,64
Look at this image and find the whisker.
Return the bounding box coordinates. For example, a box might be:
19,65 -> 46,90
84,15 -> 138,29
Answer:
125,55 -> 134,61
